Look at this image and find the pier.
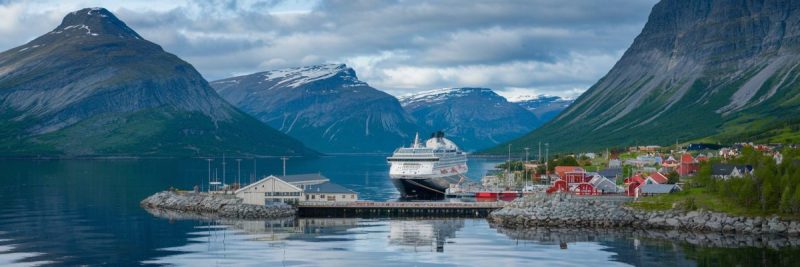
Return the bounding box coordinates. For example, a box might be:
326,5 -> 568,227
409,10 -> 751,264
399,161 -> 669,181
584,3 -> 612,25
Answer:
297,201 -> 506,218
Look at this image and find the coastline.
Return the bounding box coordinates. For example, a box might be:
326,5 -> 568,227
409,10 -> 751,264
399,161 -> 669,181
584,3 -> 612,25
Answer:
140,191 -> 296,219
488,193 -> 800,236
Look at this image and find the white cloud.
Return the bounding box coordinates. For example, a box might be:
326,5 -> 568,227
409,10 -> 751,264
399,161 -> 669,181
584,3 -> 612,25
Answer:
0,0 -> 657,99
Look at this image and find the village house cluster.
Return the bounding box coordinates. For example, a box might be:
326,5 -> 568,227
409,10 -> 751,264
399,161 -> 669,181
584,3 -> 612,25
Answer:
531,142 -> 788,198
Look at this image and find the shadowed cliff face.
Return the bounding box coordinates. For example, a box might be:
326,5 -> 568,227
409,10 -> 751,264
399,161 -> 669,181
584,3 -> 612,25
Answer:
0,7 -> 315,157
212,64 -> 419,153
494,0 -> 800,153
400,88 -> 540,151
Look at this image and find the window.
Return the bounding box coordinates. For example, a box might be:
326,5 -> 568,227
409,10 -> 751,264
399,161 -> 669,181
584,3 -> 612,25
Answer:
311,195 -> 315,199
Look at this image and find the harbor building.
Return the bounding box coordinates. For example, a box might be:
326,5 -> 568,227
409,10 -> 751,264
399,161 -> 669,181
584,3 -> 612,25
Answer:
235,176 -> 303,205
304,182 -> 358,202
234,173 -> 358,205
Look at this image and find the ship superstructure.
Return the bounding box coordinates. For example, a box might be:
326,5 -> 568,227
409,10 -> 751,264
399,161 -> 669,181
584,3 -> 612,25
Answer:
388,132 -> 468,199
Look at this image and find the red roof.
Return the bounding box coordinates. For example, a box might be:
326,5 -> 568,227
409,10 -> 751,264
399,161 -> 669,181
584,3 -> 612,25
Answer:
625,174 -> 645,184
648,172 -> 669,184
681,154 -> 694,164
555,166 -> 584,178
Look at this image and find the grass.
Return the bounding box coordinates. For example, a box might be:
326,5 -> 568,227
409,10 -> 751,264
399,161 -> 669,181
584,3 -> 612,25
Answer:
628,187 -> 797,219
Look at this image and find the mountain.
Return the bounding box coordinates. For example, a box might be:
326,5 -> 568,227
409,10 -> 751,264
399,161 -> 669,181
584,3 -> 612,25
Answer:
211,64 -> 418,153
399,88 -> 539,151
0,8 -> 315,157
510,95 -> 574,123
490,0 -> 800,154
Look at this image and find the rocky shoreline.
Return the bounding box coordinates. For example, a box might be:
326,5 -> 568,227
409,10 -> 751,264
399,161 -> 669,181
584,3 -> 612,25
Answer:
140,191 -> 296,219
488,193 -> 800,236
495,227 -> 800,249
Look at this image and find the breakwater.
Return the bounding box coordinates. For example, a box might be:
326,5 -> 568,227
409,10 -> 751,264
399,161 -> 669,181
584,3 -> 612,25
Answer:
140,191 -> 295,219
488,193 -> 800,236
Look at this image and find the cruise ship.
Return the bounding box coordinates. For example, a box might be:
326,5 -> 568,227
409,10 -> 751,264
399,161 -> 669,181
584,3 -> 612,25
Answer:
388,131 -> 468,199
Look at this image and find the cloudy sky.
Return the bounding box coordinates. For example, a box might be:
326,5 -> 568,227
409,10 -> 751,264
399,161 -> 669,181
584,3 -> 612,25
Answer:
0,0 -> 658,99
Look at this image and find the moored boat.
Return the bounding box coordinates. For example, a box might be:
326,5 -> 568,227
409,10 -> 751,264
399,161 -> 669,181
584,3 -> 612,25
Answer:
388,132 -> 468,199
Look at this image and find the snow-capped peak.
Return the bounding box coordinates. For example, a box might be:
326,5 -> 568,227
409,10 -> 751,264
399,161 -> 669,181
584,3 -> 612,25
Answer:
508,94 -> 571,103
260,64 -> 365,89
399,87 -> 495,104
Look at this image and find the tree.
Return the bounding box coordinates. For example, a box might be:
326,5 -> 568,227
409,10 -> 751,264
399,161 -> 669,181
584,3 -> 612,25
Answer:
780,186 -> 793,213
667,171 -> 680,184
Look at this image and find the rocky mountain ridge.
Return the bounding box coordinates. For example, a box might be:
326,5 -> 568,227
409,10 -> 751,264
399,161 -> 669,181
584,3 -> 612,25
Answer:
212,64 -> 418,152
400,87 -> 540,151
0,7 -> 314,157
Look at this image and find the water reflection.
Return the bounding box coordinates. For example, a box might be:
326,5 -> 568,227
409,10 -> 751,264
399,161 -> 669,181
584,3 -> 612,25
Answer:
3,157 -> 800,266
389,219 -> 464,252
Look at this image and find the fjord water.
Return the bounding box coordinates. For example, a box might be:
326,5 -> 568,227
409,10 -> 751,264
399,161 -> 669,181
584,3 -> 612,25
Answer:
0,156 -> 796,266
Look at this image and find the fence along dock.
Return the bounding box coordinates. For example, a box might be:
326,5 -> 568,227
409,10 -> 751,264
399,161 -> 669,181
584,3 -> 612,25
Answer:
297,201 -> 506,217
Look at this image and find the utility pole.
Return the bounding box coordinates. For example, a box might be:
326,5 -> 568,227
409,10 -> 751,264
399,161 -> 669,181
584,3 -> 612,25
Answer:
507,144 -> 512,187
281,156 -> 289,177
524,147 -> 530,186
222,154 -> 227,190
538,142 -> 542,162
253,158 -> 257,183
236,158 -> 242,187
206,158 -> 213,192
545,143 -> 550,178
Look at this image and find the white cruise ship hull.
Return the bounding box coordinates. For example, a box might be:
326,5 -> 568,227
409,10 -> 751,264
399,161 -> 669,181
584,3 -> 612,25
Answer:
390,174 -> 462,200
387,133 -> 468,199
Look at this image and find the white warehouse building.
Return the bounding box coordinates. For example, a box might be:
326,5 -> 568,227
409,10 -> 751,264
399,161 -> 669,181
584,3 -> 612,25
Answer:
235,173 -> 358,205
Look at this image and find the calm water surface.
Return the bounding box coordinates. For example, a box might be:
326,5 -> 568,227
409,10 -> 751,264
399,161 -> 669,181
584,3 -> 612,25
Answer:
0,155 -> 797,266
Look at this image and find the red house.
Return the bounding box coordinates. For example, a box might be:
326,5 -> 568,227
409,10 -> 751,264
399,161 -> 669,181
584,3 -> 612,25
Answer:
645,172 -> 669,184
624,174 -> 646,196
677,154 -> 698,176
555,166 -> 584,178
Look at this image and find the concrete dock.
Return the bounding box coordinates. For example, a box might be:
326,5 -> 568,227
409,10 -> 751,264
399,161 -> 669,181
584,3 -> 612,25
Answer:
298,201 -> 506,217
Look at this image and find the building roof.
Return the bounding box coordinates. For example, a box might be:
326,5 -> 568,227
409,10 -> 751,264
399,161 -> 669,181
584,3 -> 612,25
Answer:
235,175 -> 302,194
626,174 -> 645,185
278,173 -> 330,184
598,168 -> 622,178
711,164 -> 753,176
648,172 -> 669,184
304,182 -> 357,194
638,184 -> 680,194
555,166 -> 584,178
681,154 -> 694,164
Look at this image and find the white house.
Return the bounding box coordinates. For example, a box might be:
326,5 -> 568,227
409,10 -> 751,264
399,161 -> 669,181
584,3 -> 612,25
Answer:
588,175 -> 621,193
711,164 -> 754,180
303,182 -> 358,202
235,176 -> 303,205
235,173 -> 359,205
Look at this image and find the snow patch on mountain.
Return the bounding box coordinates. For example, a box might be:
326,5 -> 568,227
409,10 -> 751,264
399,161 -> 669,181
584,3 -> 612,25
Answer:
399,87 -> 495,105
260,64 -> 366,89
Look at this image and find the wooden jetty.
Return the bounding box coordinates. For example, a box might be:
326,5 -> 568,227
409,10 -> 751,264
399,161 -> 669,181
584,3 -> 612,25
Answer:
297,201 -> 506,218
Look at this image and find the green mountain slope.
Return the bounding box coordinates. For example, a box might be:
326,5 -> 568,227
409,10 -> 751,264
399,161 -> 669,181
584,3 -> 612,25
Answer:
487,0 -> 800,154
